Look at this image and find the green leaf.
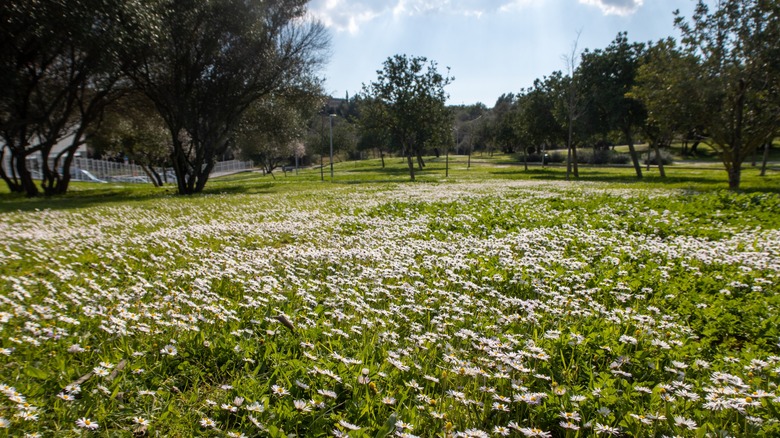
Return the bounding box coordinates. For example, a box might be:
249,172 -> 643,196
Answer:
24,366 -> 48,380
374,412 -> 397,438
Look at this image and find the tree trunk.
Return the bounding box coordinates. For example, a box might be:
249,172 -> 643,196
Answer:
194,160 -> 214,193
15,152 -> 39,197
416,152 -> 425,170
654,141 -> 666,178
727,164 -> 741,191
626,130 -> 643,179
140,165 -> 161,187
0,147 -> 25,193
151,167 -> 163,186
379,149 -> 385,168
405,147 -> 415,181
523,146 -> 528,171
728,80 -> 746,191
760,142 -> 770,176
572,145 -> 579,177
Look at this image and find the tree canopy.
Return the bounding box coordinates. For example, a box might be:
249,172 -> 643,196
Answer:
360,55 -> 453,180
123,0 -> 330,194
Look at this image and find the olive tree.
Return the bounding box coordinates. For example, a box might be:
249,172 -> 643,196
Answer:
123,0 -> 330,194
360,55 -> 453,181
0,0 -> 149,196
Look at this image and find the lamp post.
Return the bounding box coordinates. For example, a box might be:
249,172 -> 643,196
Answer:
329,113 -> 336,181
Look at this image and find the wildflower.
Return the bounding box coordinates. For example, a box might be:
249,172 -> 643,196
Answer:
76,417 -> 99,430
246,401 -> 264,412
0,418 -> 8,428
559,411 -> 581,422
518,427 -> 552,437
382,396 -> 396,405
68,344 -> 86,353
271,385 -> 289,397
16,411 -> 38,421
227,432 -> 246,438
338,420 -> 360,430
560,421 -> 579,430
593,423 -> 620,435
492,402 -> 510,412
674,416 -> 697,429
493,425 -> 510,436
160,344 -> 177,356
200,417 -> 216,428
133,417 -> 150,426
294,399 -> 311,412
395,420 -> 414,430
57,392 -> 75,401
318,389 -> 337,399
64,384 -> 81,394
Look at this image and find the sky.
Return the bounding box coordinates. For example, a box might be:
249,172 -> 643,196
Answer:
307,0 -> 699,107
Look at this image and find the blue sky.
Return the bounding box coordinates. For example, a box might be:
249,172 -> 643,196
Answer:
307,0 -> 698,106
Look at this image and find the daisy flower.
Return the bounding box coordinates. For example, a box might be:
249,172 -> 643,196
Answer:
76,417 -> 99,430
271,385 -> 289,397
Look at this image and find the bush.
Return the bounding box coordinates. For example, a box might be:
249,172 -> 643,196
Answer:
574,148 -> 631,165
524,151 -> 564,163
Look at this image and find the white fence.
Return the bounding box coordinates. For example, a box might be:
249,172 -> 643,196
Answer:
2,155 -> 253,184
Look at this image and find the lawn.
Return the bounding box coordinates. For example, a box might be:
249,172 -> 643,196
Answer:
0,160 -> 779,437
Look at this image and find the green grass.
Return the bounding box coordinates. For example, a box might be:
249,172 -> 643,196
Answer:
0,156 -> 779,437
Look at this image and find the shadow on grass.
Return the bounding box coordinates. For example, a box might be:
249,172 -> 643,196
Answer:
0,181 -> 278,213
488,166 -> 780,194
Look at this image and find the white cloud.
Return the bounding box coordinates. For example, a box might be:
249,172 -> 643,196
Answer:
308,0 -> 385,35
578,0 -> 644,16
307,0 -> 537,34
498,0 -> 538,13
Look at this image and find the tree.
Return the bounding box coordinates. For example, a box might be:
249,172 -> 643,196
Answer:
515,82 -> 563,170
235,82 -> 325,176
0,0 -> 146,196
361,55 -> 453,181
87,93 -> 171,186
630,39 -> 708,178
123,0 -> 329,194
675,0 -> 780,190
561,33 -> 585,180
579,32 -> 647,178
489,93 -> 520,155
356,97 -> 392,168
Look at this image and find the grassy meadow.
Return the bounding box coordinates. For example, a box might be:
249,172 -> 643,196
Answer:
0,156 -> 779,437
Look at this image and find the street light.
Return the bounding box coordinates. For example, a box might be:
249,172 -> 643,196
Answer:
329,113 -> 336,181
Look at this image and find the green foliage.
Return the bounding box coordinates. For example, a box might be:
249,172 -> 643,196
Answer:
360,55 -> 454,180
674,0 -> 780,189
123,0 -> 330,194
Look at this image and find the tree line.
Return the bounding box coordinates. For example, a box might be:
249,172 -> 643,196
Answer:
1,0 -> 329,196
3,0 -> 778,195
352,1 -> 777,189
